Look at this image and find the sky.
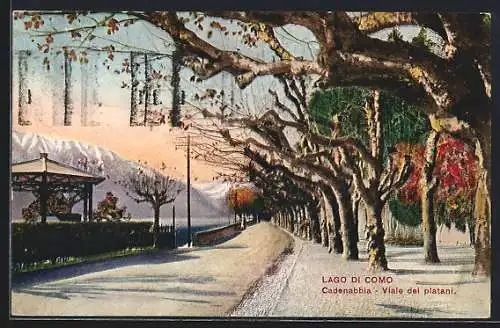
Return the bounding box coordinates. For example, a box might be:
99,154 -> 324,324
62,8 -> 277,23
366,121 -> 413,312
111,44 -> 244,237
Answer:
12,12 -> 441,126
12,13 -> 319,123
11,12 -> 440,181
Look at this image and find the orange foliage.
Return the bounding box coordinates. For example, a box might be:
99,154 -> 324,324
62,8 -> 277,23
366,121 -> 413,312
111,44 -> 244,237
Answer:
227,186 -> 257,211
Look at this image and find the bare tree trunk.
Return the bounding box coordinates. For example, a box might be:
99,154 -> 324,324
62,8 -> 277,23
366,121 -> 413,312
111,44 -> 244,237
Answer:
352,194 -> 361,244
300,206 -> 304,234
324,189 -> 343,254
467,219 -> 476,248
240,213 -> 246,230
473,139 -> 491,276
285,211 -> 290,231
422,188 -> 439,263
366,201 -> 388,271
153,205 -> 161,248
319,193 -> 329,247
292,209 -> 296,233
309,202 -> 322,243
421,130 -> 440,263
299,207 -> 304,238
333,184 -> 359,260
457,103 -> 491,276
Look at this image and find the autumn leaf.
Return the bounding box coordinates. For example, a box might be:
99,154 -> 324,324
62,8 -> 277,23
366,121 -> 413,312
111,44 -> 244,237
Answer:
45,33 -> 54,44
69,49 -> 77,61
71,31 -> 82,39
66,13 -> 77,24
210,21 -> 221,29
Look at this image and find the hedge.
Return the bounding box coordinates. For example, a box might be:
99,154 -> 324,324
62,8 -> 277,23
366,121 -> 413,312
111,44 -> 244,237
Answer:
11,222 -> 155,266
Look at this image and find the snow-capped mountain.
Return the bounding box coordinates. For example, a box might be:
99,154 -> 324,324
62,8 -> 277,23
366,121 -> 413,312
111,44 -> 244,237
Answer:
193,181 -> 255,212
10,130 -> 230,220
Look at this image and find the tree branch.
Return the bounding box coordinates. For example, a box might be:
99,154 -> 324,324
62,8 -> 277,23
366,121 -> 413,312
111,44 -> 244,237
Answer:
355,12 -> 448,41
381,154 -> 412,203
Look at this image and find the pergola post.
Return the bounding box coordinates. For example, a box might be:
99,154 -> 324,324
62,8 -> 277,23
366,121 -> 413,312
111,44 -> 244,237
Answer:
88,184 -> 93,221
83,183 -> 88,222
40,172 -> 48,224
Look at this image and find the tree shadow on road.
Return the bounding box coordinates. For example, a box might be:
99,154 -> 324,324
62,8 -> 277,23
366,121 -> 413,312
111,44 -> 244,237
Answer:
15,281 -> 237,302
375,303 -> 446,316
73,274 -> 217,285
389,268 -> 472,275
387,257 -> 475,266
385,249 -> 423,258
191,244 -> 248,252
12,252 -> 201,288
415,279 -> 487,286
163,297 -> 211,304
439,258 -> 475,265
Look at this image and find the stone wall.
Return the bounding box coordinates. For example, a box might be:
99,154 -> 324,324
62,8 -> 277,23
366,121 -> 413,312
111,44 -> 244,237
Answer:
193,223 -> 241,247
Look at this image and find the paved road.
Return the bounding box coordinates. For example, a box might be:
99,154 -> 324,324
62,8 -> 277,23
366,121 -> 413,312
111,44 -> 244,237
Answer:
11,222 -> 490,318
233,234 -> 490,319
11,222 -> 292,317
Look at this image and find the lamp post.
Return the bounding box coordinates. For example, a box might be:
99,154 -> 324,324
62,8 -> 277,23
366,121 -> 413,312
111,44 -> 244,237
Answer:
187,134 -> 191,247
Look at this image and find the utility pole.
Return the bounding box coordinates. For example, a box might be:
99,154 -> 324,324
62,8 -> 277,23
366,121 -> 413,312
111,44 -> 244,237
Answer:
172,205 -> 176,248
144,53 -> 150,126
187,134 -> 191,247
175,132 -> 204,247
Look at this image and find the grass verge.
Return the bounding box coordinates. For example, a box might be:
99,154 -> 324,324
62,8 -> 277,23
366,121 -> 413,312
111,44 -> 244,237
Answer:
12,246 -> 158,275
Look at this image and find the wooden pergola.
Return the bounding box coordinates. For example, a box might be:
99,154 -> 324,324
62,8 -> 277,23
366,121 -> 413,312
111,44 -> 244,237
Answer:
11,153 -> 105,223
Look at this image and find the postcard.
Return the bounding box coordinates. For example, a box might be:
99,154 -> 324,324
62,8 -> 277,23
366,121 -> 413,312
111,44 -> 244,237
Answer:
10,10 -> 491,319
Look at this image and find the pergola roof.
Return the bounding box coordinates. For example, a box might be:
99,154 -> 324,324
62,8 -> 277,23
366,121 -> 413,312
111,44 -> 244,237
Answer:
11,153 -> 105,192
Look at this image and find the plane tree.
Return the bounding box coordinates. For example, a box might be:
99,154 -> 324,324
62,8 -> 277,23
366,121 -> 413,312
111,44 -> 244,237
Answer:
18,11 -> 491,275
191,75 -> 362,260
395,134 -> 479,260
308,87 -> 429,270
119,166 -> 183,248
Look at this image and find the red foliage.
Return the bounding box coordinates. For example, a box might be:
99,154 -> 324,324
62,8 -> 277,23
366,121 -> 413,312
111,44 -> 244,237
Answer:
396,135 -> 478,209
395,143 -> 424,204
435,137 -> 478,203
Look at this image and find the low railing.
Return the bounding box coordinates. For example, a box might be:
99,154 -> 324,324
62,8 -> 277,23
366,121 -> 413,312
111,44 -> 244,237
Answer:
157,224 -> 174,233
155,224 -> 175,249
192,223 -> 241,247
